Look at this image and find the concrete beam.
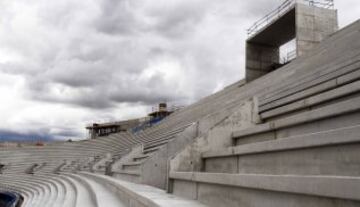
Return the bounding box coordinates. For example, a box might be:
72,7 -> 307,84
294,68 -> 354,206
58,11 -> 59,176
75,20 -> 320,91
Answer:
170,172 -> 360,201
233,95 -> 360,139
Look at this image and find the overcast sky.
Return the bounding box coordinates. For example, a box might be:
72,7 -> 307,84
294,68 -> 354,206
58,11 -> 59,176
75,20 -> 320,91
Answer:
0,0 -> 359,141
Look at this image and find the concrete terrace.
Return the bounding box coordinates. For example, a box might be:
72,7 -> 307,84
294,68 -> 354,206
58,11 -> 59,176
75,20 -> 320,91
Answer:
1,1 -> 360,207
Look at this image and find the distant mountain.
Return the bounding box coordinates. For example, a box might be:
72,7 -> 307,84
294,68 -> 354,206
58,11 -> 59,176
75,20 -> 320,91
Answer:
0,130 -> 54,142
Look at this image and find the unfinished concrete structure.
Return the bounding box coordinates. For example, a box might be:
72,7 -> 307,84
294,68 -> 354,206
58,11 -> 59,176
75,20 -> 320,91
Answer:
86,119 -> 141,139
246,0 -> 338,81
0,0 -> 360,206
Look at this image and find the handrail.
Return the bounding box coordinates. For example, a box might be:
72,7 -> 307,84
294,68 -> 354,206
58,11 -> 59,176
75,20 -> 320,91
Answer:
304,0 -> 334,9
247,0 -> 334,38
247,0 -> 295,38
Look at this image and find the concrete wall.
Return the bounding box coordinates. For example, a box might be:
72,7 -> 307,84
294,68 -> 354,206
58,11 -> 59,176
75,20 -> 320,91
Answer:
141,123 -> 198,189
169,99 -> 257,174
296,3 -> 338,56
172,180 -> 360,207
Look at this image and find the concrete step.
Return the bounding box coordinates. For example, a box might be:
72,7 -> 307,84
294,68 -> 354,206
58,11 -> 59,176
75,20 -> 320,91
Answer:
0,178 -> 43,202
260,79 -> 360,120
203,125 -> 360,175
143,134 -> 176,146
143,146 -> 162,154
0,175 -> 60,207
170,172 -> 360,207
72,174 -> 124,207
111,170 -> 142,184
232,95 -> 360,145
55,175 -> 77,207
259,54 -> 360,107
81,172 -> 207,207
122,161 -> 144,171
144,139 -> 173,150
64,174 -> 98,207
112,169 -> 141,176
132,154 -> 151,162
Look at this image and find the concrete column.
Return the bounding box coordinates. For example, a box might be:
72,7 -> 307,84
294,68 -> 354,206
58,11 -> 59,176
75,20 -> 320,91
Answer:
245,3 -> 338,82
296,3 -> 338,56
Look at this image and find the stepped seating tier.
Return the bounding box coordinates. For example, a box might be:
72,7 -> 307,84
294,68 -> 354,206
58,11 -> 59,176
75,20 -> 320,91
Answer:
168,20 -> 360,207
0,172 -> 207,207
1,17 -> 360,207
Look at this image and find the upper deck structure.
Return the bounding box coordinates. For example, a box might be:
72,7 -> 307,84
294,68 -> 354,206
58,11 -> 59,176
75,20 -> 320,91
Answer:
246,0 -> 338,81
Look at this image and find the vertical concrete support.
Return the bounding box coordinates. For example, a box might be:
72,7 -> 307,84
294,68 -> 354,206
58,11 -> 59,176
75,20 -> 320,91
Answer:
245,2 -> 338,82
296,3 -> 338,56
141,123 -> 199,189
246,44 -> 279,82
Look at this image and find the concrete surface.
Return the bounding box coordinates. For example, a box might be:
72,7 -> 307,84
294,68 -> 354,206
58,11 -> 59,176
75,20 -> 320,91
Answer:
0,3 -> 358,207
246,3 -> 338,81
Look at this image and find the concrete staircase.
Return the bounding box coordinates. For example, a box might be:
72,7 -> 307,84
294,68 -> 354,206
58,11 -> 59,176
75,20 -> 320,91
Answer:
170,83 -> 360,206
110,123 -> 198,188
0,14 -> 359,207
168,20 -> 360,207
0,172 -> 207,207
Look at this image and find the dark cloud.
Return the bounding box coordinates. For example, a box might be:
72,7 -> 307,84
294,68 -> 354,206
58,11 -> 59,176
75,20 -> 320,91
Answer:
0,128 -> 81,142
0,0 -> 246,111
147,1 -> 208,38
94,0 -> 141,35
0,130 -> 53,142
0,0 -> 358,141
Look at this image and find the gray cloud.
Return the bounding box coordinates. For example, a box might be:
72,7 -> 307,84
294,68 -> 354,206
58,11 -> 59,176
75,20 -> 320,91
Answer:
0,0 -> 254,110
0,0 -> 359,140
94,0 -> 141,35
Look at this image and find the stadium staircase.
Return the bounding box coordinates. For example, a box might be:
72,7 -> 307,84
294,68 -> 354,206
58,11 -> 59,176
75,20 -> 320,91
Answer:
0,15 -> 359,207
169,20 -> 360,207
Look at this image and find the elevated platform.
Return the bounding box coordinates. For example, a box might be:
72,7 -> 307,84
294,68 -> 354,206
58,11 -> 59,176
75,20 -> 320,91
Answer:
246,0 -> 338,81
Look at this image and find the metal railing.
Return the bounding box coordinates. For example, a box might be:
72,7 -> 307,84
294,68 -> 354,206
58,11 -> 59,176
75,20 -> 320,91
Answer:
303,0 -> 334,9
247,0 -> 334,37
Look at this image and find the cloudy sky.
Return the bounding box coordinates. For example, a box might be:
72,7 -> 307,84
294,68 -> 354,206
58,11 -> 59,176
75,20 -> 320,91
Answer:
0,0 -> 359,141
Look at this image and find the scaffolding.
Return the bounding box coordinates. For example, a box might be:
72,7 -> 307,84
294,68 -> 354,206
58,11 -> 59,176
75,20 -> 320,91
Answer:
247,0 -> 334,37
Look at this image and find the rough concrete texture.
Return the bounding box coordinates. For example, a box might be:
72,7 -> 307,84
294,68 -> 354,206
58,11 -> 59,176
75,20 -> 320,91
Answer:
169,99 -> 257,173
0,3 -> 359,207
111,145 -> 143,173
246,3 -> 338,81
171,172 -> 360,207
196,182 -> 360,207
169,17 -> 360,207
141,127 -> 193,189
296,3 -> 338,56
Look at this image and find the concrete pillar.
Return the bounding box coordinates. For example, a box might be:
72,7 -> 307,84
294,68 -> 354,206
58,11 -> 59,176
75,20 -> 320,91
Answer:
296,3 -> 338,56
245,2 -> 338,82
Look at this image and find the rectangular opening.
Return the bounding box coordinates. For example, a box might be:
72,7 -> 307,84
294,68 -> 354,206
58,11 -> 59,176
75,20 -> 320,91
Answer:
280,39 -> 296,64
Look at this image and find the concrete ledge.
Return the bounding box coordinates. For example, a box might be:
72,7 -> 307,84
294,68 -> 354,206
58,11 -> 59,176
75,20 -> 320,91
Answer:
133,154 -> 150,162
260,65 -> 360,114
170,172 -> 360,201
122,161 -> 144,167
80,172 -> 207,207
65,173 -> 98,206
260,78 -> 338,112
112,170 -> 141,176
261,79 -> 360,119
204,124 -> 360,158
233,95 -> 360,139
259,56 -> 360,106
